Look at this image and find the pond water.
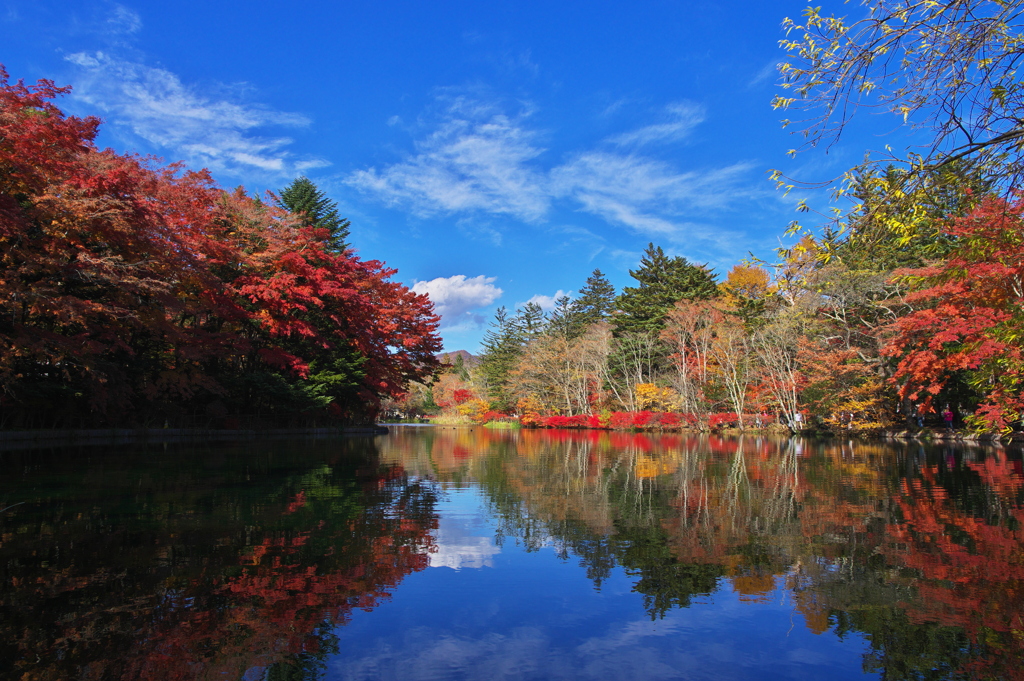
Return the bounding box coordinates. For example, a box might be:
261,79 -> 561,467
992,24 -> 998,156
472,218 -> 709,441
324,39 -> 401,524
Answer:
1,427 -> 1022,680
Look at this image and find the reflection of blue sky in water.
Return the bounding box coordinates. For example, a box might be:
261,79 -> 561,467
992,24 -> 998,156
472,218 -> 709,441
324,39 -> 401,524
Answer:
326,487 -> 872,681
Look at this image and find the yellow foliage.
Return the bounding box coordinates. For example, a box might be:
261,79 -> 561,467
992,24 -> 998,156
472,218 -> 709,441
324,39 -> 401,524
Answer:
517,395 -> 544,416
719,264 -> 771,307
457,399 -> 492,423
635,383 -> 680,411
819,378 -> 891,432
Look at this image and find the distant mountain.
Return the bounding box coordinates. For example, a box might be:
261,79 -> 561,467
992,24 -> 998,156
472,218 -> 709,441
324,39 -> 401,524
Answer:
436,350 -> 479,367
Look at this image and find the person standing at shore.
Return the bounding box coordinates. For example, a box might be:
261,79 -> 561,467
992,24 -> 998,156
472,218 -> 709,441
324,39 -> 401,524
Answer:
942,406 -> 954,432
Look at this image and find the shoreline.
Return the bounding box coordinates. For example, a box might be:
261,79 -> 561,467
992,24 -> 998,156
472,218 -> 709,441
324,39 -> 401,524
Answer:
0,425 -> 388,451
421,421 -> 1024,444
4,424 -> 1021,452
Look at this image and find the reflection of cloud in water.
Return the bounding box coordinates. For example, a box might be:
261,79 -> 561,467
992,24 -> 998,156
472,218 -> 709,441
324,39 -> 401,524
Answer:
330,618 -> 727,680
335,628 -> 548,680
329,606 -> 854,680
575,616 -> 688,653
428,527 -> 501,569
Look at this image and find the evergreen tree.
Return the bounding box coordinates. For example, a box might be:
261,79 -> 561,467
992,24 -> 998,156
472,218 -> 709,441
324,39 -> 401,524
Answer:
614,244 -> 718,335
278,177 -> 351,252
571,269 -> 617,330
516,302 -> 547,343
547,295 -> 578,340
452,353 -> 470,381
543,270 -> 618,341
478,307 -> 525,411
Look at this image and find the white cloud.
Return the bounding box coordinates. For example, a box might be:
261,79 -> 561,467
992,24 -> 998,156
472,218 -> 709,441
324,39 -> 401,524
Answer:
518,290 -> 571,311
599,98 -> 630,118
576,615 -> 690,655
346,96 -> 549,221
412,275 -> 503,329
63,51 -> 327,177
608,102 -> 706,148
429,530 -> 501,569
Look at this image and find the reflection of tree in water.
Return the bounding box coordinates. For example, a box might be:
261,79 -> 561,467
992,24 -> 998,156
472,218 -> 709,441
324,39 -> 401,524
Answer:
264,620 -> 340,681
842,608 -> 974,681
479,434 -> 554,554
870,445 -> 1024,681
468,432 -> 768,616
0,437 -> 439,680
389,428 -> 1024,679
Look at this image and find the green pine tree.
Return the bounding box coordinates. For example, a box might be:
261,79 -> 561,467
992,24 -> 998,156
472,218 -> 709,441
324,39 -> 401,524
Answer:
278,177 -> 351,252
478,307 -> 525,411
570,269 -> 617,330
547,295 -> 579,340
452,353 -> 470,381
516,302 -> 547,343
614,244 -> 717,335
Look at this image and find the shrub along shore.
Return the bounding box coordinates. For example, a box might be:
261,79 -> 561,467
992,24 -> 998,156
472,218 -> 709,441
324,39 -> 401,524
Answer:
421,410 -> 1017,442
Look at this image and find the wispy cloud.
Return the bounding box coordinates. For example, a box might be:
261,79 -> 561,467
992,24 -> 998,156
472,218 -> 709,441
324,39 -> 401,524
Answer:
551,151 -> 754,241
749,59 -> 783,88
608,102 -> 705,148
543,223 -> 608,259
495,48 -> 540,78
412,275 -> 503,330
63,51 -> 328,177
349,95 -> 763,253
518,290 -> 571,311
347,96 -> 549,221
105,4 -> 141,35
455,216 -> 504,246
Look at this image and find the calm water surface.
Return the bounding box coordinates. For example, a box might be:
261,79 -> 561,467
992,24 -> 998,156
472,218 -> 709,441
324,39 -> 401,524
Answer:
1,427 -> 1022,680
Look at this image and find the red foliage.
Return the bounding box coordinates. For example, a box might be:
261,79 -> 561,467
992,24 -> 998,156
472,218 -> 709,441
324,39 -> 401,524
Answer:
0,69 -> 441,423
452,389 -> 475,404
538,414 -> 588,428
283,490 -> 307,515
221,188 -> 441,399
609,411 -> 634,429
658,412 -> 682,428
631,410 -> 655,427
520,411 -> 704,431
519,411 -> 542,427
884,196 -> 1024,429
708,413 -> 740,429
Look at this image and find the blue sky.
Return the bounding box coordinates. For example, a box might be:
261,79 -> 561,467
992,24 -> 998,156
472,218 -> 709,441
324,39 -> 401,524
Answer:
2,0 -> 891,352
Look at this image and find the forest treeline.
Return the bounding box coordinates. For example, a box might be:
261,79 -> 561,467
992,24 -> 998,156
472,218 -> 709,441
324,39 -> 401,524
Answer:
394,0 -> 1024,436
6,0 -> 1024,434
401,166 -> 1024,435
0,69 -> 441,429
